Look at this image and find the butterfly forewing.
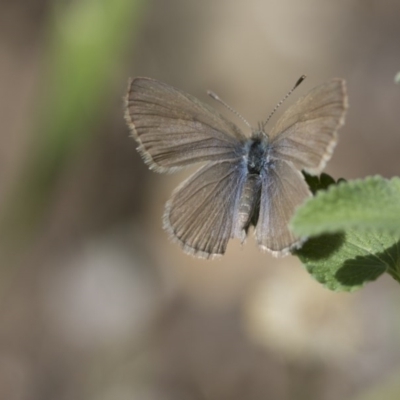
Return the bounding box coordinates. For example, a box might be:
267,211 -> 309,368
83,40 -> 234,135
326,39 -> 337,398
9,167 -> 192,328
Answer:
256,160 -> 311,255
125,78 -> 246,172
268,79 -> 347,174
164,160 -> 247,258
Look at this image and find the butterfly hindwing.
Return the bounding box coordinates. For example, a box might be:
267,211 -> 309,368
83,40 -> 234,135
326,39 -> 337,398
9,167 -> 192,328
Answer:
256,159 -> 311,255
164,160 -> 248,258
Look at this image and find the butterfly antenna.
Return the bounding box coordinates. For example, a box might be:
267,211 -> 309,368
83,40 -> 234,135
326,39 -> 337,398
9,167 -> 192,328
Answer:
261,75 -> 306,130
208,90 -> 252,130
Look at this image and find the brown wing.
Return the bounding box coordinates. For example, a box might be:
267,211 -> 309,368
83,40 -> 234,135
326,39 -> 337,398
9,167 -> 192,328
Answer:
256,160 -> 311,256
268,79 -> 348,174
164,160 -> 248,258
125,78 -> 246,172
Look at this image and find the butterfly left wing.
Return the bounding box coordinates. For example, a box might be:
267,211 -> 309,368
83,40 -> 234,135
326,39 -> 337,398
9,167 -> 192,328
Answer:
268,79 -> 348,175
256,159 -> 311,256
125,78 -> 246,172
164,159 -> 248,258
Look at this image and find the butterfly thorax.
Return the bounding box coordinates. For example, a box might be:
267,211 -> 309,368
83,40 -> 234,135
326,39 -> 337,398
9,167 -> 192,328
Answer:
245,134 -> 269,174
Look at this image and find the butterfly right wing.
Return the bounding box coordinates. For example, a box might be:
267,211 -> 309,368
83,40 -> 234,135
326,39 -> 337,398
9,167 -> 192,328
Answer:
268,79 -> 348,175
256,159 -> 311,256
164,159 -> 248,258
257,79 -> 347,255
125,78 -> 246,172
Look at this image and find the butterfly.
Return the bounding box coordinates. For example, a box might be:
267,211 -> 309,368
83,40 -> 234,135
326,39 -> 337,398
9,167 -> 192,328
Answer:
124,77 -> 348,258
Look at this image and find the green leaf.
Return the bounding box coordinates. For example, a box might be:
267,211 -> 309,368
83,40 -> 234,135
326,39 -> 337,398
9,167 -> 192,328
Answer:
294,232 -> 400,291
292,176 -> 400,291
292,176 -> 400,237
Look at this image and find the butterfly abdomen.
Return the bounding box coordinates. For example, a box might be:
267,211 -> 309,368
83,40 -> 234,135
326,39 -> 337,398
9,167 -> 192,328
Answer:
233,137 -> 269,239
234,174 -> 261,241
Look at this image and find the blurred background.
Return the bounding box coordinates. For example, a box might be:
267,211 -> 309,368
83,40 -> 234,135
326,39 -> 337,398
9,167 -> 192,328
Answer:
1,0 -> 400,399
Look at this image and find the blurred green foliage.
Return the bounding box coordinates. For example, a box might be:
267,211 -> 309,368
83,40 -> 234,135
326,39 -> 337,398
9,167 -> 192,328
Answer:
0,0 -> 144,248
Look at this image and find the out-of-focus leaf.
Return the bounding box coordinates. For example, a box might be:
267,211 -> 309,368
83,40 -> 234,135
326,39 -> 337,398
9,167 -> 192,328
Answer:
0,0 -> 145,246
302,172 -> 337,194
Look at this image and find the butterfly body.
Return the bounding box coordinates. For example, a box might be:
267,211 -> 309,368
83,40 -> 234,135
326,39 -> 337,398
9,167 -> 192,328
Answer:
125,77 -> 348,258
245,134 -> 269,174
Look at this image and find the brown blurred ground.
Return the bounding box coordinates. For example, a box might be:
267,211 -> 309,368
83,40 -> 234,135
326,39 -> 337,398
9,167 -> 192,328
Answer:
1,1 -> 400,399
